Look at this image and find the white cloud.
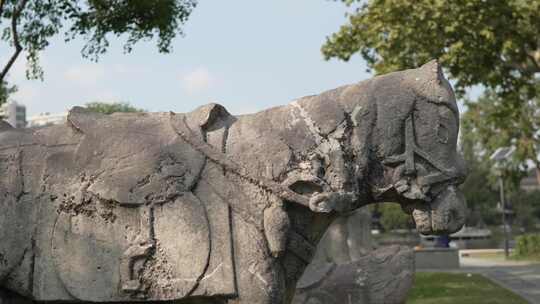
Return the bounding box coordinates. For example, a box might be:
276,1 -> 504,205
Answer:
64,64 -> 106,86
181,67 -> 214,94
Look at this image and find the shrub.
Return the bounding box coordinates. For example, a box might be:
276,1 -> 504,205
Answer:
515,234 -> 540,258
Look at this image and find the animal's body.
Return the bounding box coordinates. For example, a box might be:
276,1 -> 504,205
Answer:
0,61 -> 466,304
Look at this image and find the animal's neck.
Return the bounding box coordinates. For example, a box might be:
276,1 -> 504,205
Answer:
286,204 -> 337,262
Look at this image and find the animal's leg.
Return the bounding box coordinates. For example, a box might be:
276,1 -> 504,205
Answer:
264,202 -> 290,258
228,212 -> 287,304
323,216 -> 351,264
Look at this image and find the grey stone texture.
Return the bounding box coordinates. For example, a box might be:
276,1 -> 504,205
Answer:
316,207 -> 375,265
293,245 -> 414,304
0,60 -> 466,303
293,208 -> 414,304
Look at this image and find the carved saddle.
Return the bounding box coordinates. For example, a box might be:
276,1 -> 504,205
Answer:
0,106 -> 237,301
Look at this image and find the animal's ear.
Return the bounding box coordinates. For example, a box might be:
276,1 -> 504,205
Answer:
188,103 -> 233,131
0,120 -> 13,131
416,59 -> 457,112
67,106 -> 106,133
419,59 -> 445,84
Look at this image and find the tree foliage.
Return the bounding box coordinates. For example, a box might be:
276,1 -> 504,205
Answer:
458,156 -> 499,226
461,116 -> 540,229
462,84 -> 540,187
323,0 -> 539,98
0,0 -> 197,82
84,101 -> 144,114
0,80 -> 16,106
510,190 -> 540,231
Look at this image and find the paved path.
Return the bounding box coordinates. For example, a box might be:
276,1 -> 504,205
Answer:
478,265 -> 540,304
420,250 -> 540,304
460,254 -> 540,304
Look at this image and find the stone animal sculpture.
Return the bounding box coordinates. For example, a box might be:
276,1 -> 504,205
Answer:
0,61 -> 466,304
318,207 -> 375,265
293,209 -> 414,304
293,245 -> 414,304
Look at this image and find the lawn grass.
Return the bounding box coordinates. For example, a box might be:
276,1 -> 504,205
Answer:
408,272 -> 528,304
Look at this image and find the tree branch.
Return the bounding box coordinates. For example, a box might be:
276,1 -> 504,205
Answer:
0,0 -> 29,83
0,0 -> 6,19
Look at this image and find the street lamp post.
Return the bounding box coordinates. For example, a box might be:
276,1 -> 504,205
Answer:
498,175 -> 509,258
490,147 -> 515,259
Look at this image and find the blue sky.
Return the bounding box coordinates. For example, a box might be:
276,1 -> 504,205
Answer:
2,0 -> 375,117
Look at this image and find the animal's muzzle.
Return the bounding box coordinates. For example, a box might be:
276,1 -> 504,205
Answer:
409,185 -> 466,235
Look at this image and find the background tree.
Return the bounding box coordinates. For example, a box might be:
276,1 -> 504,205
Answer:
0,80 -> 17,106
377,203 -> 415,232
0,80 -> 16,120
323,0 -> 539,97
463,84 -> 540,185
0,0 -> 197,82
460,123 -> 508,226
323,0 -> 540,185
509,190 -> 540,231
84,101 -> 144,115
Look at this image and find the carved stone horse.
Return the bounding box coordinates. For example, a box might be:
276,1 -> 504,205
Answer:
0,60 -> 466,304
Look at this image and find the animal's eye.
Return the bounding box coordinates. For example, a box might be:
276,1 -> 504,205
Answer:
437,123 -> 449,144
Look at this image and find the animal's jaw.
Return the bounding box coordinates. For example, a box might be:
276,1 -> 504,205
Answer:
400,185 -> 466,235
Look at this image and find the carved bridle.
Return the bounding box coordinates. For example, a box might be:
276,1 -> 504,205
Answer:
382,108 -> 462,198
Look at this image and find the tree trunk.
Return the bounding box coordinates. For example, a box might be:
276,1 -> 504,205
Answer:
536,166 -> 540,186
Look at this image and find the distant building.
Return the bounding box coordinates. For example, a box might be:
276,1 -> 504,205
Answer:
0,101 -> 27,128
27,112 -> 68,128
521,168 -> 540,192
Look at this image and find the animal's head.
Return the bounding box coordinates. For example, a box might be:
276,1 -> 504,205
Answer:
364,60 -> 467,235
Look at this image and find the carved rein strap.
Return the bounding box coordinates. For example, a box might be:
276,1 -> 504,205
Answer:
169,112 -> 311,208
383,112 -> 458,186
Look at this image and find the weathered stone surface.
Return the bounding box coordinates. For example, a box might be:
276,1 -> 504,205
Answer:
293,245 -> 414,304
293,209 -> 414,304
316,207 -> 374,265
0,60 -> 466,304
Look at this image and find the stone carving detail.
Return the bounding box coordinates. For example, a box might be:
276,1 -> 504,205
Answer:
318,207 -> 375,265
293,209 -> 414,304
293,245 -> 414,304
0,60 -> 466,304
